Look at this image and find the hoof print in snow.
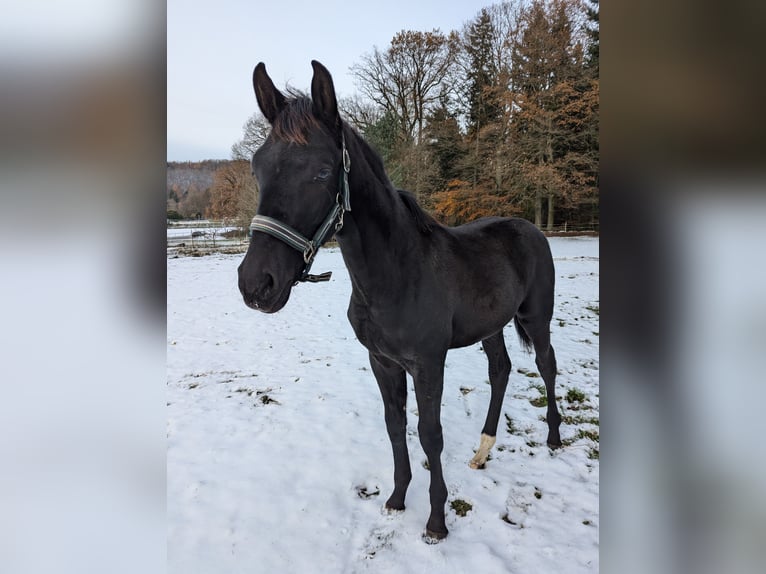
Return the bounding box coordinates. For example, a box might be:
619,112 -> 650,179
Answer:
356,485 -> 380,499
501,513 -> 523,528
254,389 -> 279,405
362,527 -> 395,559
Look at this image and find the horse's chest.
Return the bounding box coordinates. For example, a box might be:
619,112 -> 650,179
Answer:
347,301 -> 408,357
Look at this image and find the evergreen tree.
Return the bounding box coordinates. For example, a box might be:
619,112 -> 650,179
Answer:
585,0 -> 599,76
364,111 -> 406,187
464,9 -> 502,136
424,99 -> 466,195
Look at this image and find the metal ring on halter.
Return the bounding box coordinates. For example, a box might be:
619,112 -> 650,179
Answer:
303,243 -> 316,264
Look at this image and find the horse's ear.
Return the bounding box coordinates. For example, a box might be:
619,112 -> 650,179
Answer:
253,62 -> 286,124
310,60 -> 340,135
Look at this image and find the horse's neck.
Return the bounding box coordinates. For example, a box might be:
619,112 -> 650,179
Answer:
335,142 -> 415,301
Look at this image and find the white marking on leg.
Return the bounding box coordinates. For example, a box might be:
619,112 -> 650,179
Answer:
469,433 -> 496,469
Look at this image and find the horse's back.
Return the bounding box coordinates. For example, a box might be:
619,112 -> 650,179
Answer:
445,216 -> 553,282
435,217 -> 554,347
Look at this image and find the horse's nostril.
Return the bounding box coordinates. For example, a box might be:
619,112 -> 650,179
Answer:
263,272 -> 275,295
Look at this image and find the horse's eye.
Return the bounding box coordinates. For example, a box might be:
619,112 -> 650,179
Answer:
314,168 -> 331,181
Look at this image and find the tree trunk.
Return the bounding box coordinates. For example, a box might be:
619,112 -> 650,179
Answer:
473,121 -> 480,189
534,189 -> 543,227
546,193 -> 554,231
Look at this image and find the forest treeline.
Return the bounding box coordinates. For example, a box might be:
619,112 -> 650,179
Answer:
166,160 -> 257,228
193,0 -> 598,231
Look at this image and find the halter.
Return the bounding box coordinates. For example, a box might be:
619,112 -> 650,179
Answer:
249,134 -> 351,283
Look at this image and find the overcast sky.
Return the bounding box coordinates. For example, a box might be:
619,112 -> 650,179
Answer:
167,0 -> 496,161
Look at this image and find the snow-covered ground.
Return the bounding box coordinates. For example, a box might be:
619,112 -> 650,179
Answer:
166,225 -> 239,239
167,237 -> 599,573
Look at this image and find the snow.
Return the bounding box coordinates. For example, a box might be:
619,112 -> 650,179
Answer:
166,225 -> 239,239
167,236 -> 599,573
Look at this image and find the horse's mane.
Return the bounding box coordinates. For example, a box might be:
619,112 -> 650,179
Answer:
271,91 -> 322,145
397,189 -> 437,234
345,123 -> 438,235
272,95 -> 438,235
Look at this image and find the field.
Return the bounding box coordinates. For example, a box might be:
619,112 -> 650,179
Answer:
167,237 -> 599,573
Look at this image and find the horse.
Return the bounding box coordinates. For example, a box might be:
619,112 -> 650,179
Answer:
237,60 -> 561,542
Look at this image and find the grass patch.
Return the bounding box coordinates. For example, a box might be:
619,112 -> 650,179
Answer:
566,403 -> 595,412
529,395 -> 547,408
585,304 -> 600,316
528,383 -> 545,394
534,487 -> 542,500
561,429 -> 600,447
450,499 -> 473,517
577,429 -> 600,442
565,388 -> 587,403
528,383 -> 547,407
561,414 -> 600,426
505,413 -> 520,435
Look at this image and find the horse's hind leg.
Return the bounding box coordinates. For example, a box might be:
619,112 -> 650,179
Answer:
518,319 -> 562,447
369,352 -> 412,511
470,330 -> 511,469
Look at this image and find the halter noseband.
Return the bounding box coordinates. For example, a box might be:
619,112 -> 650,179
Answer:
249,134 -> 351,284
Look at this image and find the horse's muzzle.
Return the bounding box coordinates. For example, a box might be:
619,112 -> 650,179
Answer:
238,264 -> 291,314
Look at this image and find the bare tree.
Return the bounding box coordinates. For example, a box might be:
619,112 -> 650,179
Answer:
338,94 -> 384,134
231,113 -> 271,160
350,29 -> 459,146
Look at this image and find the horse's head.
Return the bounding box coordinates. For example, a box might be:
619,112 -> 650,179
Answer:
238,61 -> 345,313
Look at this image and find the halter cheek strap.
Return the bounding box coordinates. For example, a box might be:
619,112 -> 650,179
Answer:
249,134 -> 351,283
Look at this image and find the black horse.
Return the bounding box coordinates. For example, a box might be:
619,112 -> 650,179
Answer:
238,61 -> 561,542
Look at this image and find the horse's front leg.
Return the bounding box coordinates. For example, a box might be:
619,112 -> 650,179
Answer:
369,352 -> 411,512
410,354 -> 449,542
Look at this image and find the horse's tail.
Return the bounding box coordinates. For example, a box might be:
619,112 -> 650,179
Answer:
513,317 -> 534,354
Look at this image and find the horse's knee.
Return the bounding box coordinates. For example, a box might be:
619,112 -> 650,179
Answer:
417,420 -> 443,454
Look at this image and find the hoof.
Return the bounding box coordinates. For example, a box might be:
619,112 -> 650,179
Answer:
469,433 -> 496,469
422,528 -> 448,544
381,504 -> 405,517
547,437 -> 562,449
